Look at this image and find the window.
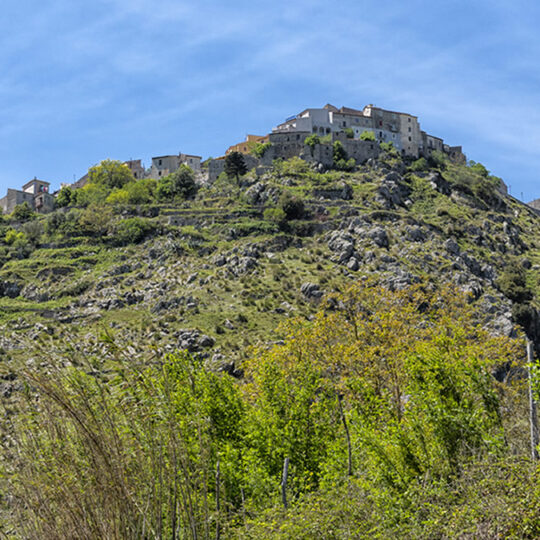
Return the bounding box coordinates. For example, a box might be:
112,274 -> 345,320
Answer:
343,121 -> 346,127
379,121 -> 383,127
408,127 -> 411,132
408,118 -> 411,122
158,159 -> 162,166
408,136 -> 412,141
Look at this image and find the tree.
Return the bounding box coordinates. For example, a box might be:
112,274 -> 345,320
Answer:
224,151 -> 247,182
333,141 -> 355,171
157,165 -> 197,200
87,159 -> 135,190
56,186 -> 73,208
10,202 -> 35,221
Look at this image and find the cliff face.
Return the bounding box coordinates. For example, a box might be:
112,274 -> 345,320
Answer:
0,149 -> 538,370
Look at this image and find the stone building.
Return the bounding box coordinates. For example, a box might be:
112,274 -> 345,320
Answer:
0,178 -> 55,215
207,131 -> 381,182
148,153 -> 202,179
271,103 -> 459,160
124,159 -> 145,179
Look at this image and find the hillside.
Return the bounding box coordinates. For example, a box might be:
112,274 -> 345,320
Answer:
1,147 -> 540,537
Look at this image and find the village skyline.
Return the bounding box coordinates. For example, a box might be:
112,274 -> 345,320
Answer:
1,1 -> 539,200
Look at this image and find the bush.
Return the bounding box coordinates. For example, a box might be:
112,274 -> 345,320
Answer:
252,142 -> 272,158
22,220 -> 43,245
157,165 -> 197,201
360,130 -> 376,141
263,206 -> 286,225
279,191 -> 305,220
112,217 -> 155,245
304,134 -> 320,150
107,178 -> 158,205
409,157 -> 428,172
10,202 -> 35,221
469,160 -> 489,177
497,267 -> 533,304
274,156 -> 310,177
344,128 -> 354,138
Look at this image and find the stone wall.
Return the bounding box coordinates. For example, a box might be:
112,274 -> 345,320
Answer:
0,189 -> 35,214
208,133 -> 381,181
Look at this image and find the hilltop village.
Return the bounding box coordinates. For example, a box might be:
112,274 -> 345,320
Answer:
1,103 -> 468,215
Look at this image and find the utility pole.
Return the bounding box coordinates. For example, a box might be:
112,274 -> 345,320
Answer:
281,457 -> 289,509
527,340 -> 539,461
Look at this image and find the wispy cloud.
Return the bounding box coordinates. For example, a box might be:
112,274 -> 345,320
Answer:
0,0 -> 539,198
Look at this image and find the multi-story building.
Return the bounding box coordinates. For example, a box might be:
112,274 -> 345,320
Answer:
272,103 -> 449,159
148,153 -> 202,179
124,159 -> 145,179
273,107 -> 339,136
0,178 -> 55,215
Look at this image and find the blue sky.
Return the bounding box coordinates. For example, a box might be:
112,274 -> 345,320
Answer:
1,0 -> 540,200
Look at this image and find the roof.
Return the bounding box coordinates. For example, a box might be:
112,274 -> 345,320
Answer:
182,154 -> 202,159
337,106 -> 366,116
152,155 -> 179,160
364,105 -> 418,118
22,178 -> 50,190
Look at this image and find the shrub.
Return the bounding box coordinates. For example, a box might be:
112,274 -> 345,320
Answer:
263,207 -> 286,225
274,156 -> 310,177
279,191 -> 305,220
469,160 -> 489,177
360,130 -> 376,141
497,267 -> 533,304
304,134 -> 320,150
157,165 -> 197,201
10,202 -> 35,221
409,157 -> 428,172
112,217 -> 155,245
428,150 -> 448,169
344,128 -> 354,139
252,142 -> 272,158
333,140 -> 347,163
22,220 -> 43,245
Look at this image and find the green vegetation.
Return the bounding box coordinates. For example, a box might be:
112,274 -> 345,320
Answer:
252,141 -> 272,158
360,130 -> 376,141
225,151 -> 248,182
332,141 -> 355,171
2,283 -> 532,538
0,146 -> 539,538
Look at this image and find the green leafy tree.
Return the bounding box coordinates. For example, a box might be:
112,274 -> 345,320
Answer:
56,186 -> 73,208
224,151 -> 248,182
344,127 -> 354,138
10,202 -> 35,221
87,159 -> 135,190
